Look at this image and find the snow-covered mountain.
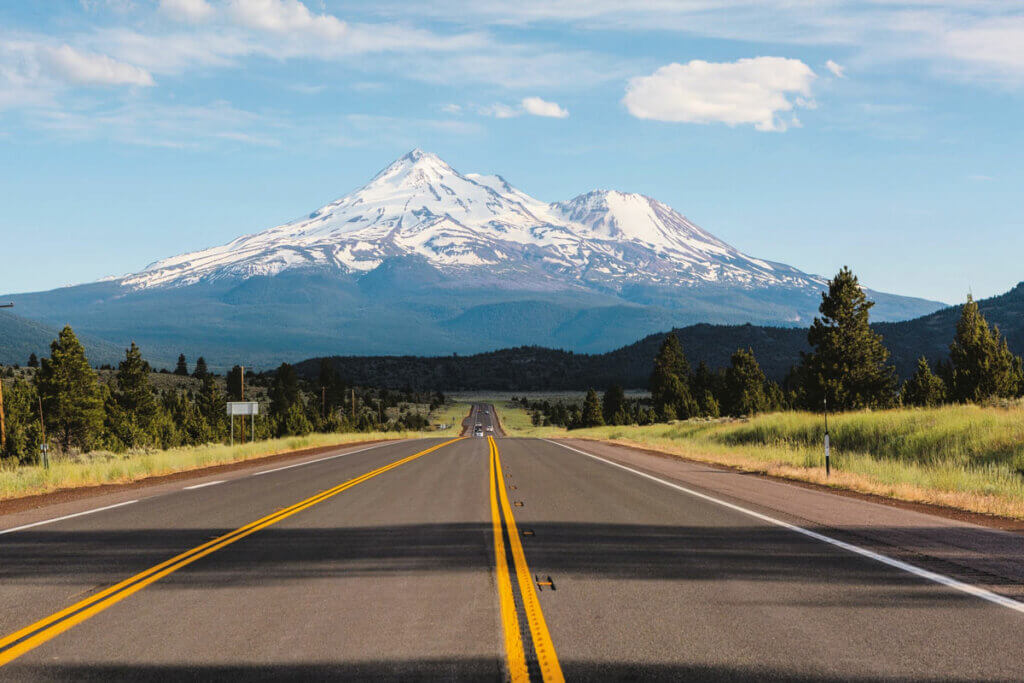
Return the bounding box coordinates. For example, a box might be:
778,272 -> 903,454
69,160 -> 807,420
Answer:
123,149 -> 822,296
6,150 -> 944,367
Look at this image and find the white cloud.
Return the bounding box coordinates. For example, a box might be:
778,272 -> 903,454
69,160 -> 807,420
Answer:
227,0 -> 347,40
44,44 -> 154,86
623,57 -> 816,132
521,95 -> 568,118
159,0 -> 214,23
825,59 -> 846,78
477,97 -> 570,119
478,103 -> 520,119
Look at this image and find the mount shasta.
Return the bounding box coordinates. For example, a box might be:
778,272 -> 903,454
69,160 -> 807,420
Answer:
7,150 -> 943,368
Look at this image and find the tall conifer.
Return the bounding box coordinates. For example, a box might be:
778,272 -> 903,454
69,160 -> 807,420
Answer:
799,267 -> 897,410
36,326 -> 104,452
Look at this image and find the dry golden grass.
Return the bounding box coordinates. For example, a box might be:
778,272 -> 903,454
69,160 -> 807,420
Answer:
498,402 -> 1024,520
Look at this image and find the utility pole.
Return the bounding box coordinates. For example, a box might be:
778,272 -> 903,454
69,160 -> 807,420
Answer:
240,365 -> 245,445
0,377 -> 6,452
38,395 -> 49,469
351,388 -> 356,421
322,386 -> 326,420
0,303 -> 12,451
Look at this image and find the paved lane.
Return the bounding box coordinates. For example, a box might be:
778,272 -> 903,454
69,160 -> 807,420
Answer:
1,414 -> 1022,680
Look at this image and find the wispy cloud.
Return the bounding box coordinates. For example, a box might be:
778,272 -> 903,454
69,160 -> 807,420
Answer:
825,59 -> 846,78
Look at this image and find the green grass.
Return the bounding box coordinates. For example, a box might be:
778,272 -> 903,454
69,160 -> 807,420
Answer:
0,401 -> 468,501
498,402 -> 1024,520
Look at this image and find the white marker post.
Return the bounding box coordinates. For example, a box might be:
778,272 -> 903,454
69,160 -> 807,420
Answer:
823,395 -> 830,477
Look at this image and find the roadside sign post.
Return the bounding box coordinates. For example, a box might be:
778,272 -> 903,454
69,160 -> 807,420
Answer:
227,401 -> 259,446
40,443 -> 49,470
823,395 -> 830,477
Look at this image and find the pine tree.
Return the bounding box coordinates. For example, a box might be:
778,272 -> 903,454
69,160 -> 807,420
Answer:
193,357 -> 208,380
901,357 -> 947,407
799,267 -> 897,410
174,354 -> 189,376
0,379 -> 42,462
948,296 -> 1023,402
578,389 -> 604,428
197,374 -> 225,440
602,384 -> 626,425
270,363 -> 302,435
27,353 -> 38,368
114,342 -> 159,447
723,348 -> 769,417
650,335 -> 698,421
226,366 -> 244,401
35,326 -> 105,453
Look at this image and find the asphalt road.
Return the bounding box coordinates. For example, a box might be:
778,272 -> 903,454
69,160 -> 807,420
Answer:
0,405 -> 1022,681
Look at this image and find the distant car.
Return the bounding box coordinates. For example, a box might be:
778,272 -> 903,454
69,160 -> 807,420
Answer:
486,425 -> 494,433
482,409 -> 489,415
475,422 -> 482,428
474,426 -> 484,437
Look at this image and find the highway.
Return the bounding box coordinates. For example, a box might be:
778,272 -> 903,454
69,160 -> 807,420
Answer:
0,404 -> 1022,680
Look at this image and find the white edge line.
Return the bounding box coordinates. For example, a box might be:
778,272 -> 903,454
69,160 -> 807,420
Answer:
0,500 -> 139,537
250,440 -> 401,477
543,439 -> 1024,615
183,480 -> 225,490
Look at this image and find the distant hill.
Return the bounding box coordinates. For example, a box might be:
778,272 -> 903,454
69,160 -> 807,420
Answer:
0,310 -> 125,367
296,283 -> 1024,390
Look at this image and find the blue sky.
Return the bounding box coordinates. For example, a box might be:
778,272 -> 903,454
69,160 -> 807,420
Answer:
1,0 -> 1022,305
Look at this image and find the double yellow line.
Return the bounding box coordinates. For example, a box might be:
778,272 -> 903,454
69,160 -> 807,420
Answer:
0,437 -> 463,667
488,436 -> 563,683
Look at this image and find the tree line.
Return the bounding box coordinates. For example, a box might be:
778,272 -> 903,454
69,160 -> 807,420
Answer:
0,328 -> 444,463
519,267 -> 1023,428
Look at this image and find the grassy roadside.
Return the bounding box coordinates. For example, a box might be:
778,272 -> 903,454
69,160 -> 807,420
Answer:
495,400 -> 1024,520
0,403 -> 468,501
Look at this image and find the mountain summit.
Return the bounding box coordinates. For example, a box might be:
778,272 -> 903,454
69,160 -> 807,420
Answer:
126,149 -> 820,294
7,150 -> 944,366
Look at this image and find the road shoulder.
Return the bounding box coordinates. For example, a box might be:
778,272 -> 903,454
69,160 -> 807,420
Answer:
553,437 -> 1024,602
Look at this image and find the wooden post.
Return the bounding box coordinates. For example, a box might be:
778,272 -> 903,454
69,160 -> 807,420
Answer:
322,386 -> 326,420
0,378 -> 6,452
351,388 -> 355,420
240,365 -> 245,445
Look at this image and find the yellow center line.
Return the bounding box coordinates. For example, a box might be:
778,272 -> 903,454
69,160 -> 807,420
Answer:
490,436 -> 565,683
490,436 -> 530,683
0,437 -> 464,667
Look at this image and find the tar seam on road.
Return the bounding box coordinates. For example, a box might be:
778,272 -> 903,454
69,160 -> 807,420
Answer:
490,436 -> 565,683
545,439 -> 1024,616
0,437 -> 465,667
0,500 -> 139,536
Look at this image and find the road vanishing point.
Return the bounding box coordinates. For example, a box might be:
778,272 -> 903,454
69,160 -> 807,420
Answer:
1,404 -> 1022,681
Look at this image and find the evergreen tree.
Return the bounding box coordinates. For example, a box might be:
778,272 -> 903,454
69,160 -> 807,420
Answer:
602,384 -> 626,425
948,296 -> 1023,402
0,379 -> 42,462
650,335 -> 698,421
197,374 -> 225,440
269,363 -> 302,435
723,348 -> 769,417
579,389 -> 605,428
114,342 -> 160,447
799,267 -> 897,410
226,366 -> 244,401
691,362 -> 722,417
174,354 -> 189,376
901,357 -> 947,407
193,357 -> 208,380
35,326 -> 105,453
27,353 -> 38,368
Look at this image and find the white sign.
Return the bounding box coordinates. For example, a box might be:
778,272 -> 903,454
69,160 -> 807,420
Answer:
227,401 -> 259,416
